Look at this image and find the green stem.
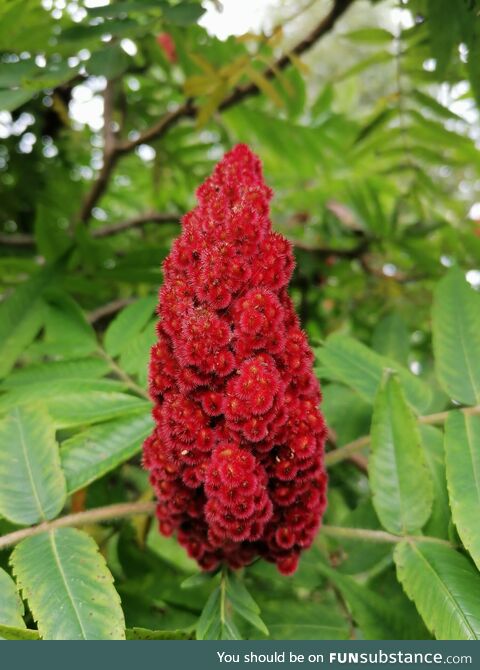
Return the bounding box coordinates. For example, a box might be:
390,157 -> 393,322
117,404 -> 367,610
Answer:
322,525 -> 453,547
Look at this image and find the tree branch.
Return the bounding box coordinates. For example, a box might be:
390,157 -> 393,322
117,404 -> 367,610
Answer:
78,79 -> 119,224
79,0 -> 357,223
0,233 -> 35,246
0,500 -> 452,551
0,501 -> 157,550
92,211 -> 179,238
0,211 -> 180,248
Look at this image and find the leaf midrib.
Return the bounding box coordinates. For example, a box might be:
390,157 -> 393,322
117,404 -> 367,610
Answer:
14,408 -> 45,521
48,531 -> 88,640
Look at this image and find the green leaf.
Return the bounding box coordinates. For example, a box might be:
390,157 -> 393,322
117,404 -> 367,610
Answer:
0,88 -> 35,112
195,587 -> 223,640
369,374 -> 433,535
465,22 -> 480,108
46,392 -> 149,429
181,572 -> 216,590
0,265 -> 56,379
421,425 -> 451,540
162,2 -> 205,26
1,358 -> 109,388
394,541 -> 480,640
119,322 -> 156,386
11,529 -> 125,640
126,627 -> 192,640
61,411 -> 153,494
317,562 -> 429,640
316,334 -> 432,412
432,268 -> 480,405
0,378 -> 127,414
372,312 -> 409,365
88,44 -> 129,79
225,572 -> 269,636
445,411 -> 480,570
426,0 -> 456,77
0,568 -> 25,631
147,526 -> 199,574
0,624 -> 40,640
43,292 -> 97,358
252,596 -> 350,640
0,406 -> 66,525
196,579 -> 241,640
34,203 -> 71,262
104,296 -> 156,358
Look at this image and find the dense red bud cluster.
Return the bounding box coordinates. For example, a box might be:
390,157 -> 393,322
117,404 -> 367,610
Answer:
143,144 -> 327,575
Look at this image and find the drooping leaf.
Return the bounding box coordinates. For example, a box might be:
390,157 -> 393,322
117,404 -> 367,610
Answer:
0,405 -> 66,525
369,373 -> 433,535
394,541 -> 480,640
60,411 -> 153,494
316,334 -> 432,412
432,268 -> 480,405
11,529 -> 126,640
445,411 -> 480,570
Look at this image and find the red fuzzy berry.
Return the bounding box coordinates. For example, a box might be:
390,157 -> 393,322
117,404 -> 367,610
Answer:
143,144 -> 327,575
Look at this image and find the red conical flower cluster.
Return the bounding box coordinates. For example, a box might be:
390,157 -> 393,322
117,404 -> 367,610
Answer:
143,144 -> 327,575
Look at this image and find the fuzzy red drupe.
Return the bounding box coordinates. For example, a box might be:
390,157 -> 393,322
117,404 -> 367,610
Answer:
143,144 -> 327,575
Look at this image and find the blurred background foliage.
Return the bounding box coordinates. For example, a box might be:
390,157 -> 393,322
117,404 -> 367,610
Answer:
1,0 -> 480,641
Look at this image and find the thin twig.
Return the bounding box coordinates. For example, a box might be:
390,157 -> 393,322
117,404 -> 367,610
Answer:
321,525 -> 452,547
92,211 -> 179,238
325,404 -> 480,467
0,502 -> 157,550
